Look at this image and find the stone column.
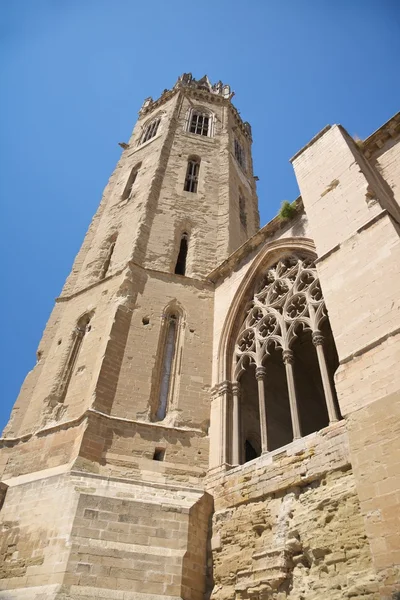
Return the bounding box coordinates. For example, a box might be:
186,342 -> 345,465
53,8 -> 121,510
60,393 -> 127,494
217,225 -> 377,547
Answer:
220,381 -> 230,465
255,366 -> 269,453
312,331 -> 339,424
282,350 -> 302,440
231,382 -> 241,466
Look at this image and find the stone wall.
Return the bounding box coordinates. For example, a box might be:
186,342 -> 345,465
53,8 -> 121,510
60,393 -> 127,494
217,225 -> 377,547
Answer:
208,423 -> 379,600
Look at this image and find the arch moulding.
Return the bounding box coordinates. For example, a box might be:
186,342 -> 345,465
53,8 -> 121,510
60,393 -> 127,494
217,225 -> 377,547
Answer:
216,237 -> 317,383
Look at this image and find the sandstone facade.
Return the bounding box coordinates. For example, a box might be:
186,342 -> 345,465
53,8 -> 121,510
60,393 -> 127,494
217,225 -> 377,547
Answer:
1,74 -> 399,599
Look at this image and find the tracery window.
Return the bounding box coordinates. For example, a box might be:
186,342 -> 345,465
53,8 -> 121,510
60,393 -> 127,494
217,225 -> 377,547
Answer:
184,157 -> 200,193
232,255 -> 340,463
139,117 -> 161,145
234,138 -> 246,170
189,110 -> 212,137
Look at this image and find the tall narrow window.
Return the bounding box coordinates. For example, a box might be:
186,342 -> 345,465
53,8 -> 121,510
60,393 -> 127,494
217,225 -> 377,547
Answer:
121,163 -> 141,201
58,313 -> 92,403
239,194 -> 247,229
156,314 -> 178,421
140,117 -> 161,145
189,111 -> 211,136
100,236 -> 116,280
184,158 -> 200,193
234,138 -> 246,170
175,233 -> 188,275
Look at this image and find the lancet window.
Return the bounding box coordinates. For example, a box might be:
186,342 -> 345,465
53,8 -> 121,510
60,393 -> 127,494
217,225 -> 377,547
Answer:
232,254 -> 340,463
153,307 -> 184,422
175,233 -> 189,275
121,163 -> 141,201
184,157 -> 200,193
58,313 -> 93,403
234,138 -> 246,170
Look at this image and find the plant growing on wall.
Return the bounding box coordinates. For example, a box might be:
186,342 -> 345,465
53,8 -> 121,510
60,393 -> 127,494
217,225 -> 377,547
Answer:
279,200 -> 296,220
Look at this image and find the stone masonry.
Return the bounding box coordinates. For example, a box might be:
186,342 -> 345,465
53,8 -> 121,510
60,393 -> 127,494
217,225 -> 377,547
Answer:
1,75 -> 399,599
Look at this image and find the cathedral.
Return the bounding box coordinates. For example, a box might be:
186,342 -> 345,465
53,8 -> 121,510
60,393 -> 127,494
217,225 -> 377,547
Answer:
0,73 -> 399,600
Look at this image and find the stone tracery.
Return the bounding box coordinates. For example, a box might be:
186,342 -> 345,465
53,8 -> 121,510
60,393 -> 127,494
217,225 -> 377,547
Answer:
232,254 -> 340,462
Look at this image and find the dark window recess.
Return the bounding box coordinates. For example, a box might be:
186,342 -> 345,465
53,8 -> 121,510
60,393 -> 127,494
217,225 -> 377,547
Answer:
100,239 -> 116,280
121,167 -> 139,201
239,195 -> 247,229
235,138 -> 246,170
190,112 -> 210,136
175,234 -> 188,275
153,448 -> 166,461
184,159 -> 200,193
245,440 -> 258,463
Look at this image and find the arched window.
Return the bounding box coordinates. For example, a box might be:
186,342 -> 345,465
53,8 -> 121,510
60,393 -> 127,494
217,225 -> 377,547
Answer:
184,157 -> 200,193
232,255 -> 341,463
58,313 -> 93,403
175,233 -> 189,275
139,117 -> 161,145
153,306 -> 185,422
239,193 -> 247,229
100,235 -> 117,280
187,109 -> 213,137
234,138 -> 246,170
121,163 -> 141,201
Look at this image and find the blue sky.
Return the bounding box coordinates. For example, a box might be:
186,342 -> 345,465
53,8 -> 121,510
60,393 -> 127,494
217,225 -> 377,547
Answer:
1,0 -> 399,432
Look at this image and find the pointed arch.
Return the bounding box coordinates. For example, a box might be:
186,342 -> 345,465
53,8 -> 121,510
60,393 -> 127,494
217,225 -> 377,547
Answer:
151,300 -> 186,422
217,238 -> 317,383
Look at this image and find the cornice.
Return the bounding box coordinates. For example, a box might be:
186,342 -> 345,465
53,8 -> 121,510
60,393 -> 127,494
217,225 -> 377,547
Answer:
362,111 -> 400,158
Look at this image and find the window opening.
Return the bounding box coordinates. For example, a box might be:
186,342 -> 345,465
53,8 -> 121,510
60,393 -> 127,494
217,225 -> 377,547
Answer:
233,255 -> 341,462
239,195 -> 247,229
245,440 -> 259,463
189,111 -> 210,136
121,165 -> 140,201
100,239 -> 116,280
153,448 -> 165,461
140,117 -> 161,145
58,314 -> 92,403
175,233 -> 188,275
156,315 -> 178,421
234,138 -> 246,170
184,158 -> 200,193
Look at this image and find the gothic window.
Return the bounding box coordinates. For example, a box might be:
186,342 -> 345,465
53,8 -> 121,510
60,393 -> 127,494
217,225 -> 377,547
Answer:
121,163 -> 141,201
156,314 -> 178,421
175,233 -> 188,275
232,255 -> 341,463
184,157 -> 200,193
239,194 -> 247,229
100,235 -> 117,280
58,313 -> 93,403
189,110 -> 212,137
234,138 -> 246,170
153,305 -> 185,422
140,117 -> 161,145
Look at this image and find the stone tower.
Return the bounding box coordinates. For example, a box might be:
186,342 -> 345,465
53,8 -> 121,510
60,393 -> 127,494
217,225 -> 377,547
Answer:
0,74 -> 259,599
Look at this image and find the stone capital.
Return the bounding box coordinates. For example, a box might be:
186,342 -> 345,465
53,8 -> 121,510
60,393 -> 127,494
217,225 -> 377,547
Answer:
282,349 -> 294,365
312,331 -> 325,346
255,366 -> 267,381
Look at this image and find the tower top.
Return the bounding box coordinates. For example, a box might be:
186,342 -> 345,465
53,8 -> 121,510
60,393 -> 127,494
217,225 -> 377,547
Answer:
139,72 -> 252,139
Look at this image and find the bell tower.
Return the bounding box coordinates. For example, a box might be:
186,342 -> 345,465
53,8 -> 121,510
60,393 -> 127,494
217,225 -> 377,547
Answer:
0,74 -> 259,600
